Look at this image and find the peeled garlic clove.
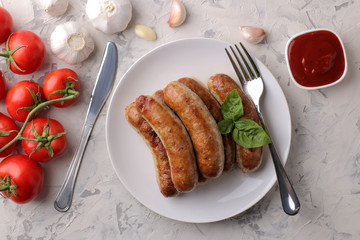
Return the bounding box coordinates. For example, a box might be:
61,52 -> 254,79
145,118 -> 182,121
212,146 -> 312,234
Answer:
41,0 -> 69,16
135,25 -> 157,41
86,0 -> 132,34
239,26 -> 266,44
50,21 -> 95,65
167,0 -> 186,27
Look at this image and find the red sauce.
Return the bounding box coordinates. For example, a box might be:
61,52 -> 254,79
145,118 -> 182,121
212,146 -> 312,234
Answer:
287,30 -> 345,87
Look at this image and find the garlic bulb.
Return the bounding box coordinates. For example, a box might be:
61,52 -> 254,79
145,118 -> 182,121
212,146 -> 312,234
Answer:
86,0 -> 132,34
41,0 -> 69,16
134,25 -> 157,41
239,26 -> 266,44
167,0 -> 186,27
50,21 -> 95,65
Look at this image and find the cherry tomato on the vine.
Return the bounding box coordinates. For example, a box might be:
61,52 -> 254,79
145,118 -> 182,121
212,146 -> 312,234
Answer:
43,68 -> 80,108
6,80 -> 46,122
22,118 -> 67,163
0,7 -> 13,44
1,30 -> 45,74
0,154 -> 44,204
0,113 -> 18,158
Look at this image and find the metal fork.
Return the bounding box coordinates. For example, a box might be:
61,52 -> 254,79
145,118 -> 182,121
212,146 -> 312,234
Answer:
225,43 -> 300,216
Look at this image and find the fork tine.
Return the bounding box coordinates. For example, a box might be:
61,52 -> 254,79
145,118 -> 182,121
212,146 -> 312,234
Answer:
229,46 -> 250,82
240,42 -> 260,78
235,44 -> 255,80
225,48 -> 245,86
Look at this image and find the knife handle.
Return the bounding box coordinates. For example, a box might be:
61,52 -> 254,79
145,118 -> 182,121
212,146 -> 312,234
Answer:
54,123 -> 93,212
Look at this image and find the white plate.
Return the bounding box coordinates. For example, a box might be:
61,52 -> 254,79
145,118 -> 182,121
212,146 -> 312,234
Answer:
105,38 -> 291,223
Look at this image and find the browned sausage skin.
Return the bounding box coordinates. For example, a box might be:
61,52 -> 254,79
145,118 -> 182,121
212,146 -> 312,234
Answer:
152,89 -> 165,103
153,88 -> 208,184
207,74 -> 263,173
177,77 -> 235,172
125,102 -> 178,197
164,81 -> 224,178
136,95 -> 198,192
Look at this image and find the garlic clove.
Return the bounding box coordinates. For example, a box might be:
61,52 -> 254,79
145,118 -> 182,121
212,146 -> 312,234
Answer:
167,0 -> 187,27
41,0 -> 69,17
50,21 -> 95,65
134,25 -> 157,41
239,26 -> 266,44
86,0 -> 132,34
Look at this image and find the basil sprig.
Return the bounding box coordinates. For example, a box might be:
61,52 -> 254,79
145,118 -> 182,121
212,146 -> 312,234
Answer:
217,89 -> 271,148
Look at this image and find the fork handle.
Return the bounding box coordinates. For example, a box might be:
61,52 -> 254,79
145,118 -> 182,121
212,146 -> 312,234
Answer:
268,142 -> 300,215
256,108 -> 300,215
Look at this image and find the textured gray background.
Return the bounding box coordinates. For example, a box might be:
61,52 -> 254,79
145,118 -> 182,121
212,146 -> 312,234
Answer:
0,0 -> 359,239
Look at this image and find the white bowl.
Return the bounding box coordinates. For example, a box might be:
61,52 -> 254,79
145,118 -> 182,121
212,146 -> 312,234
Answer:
285,28 -> 347,90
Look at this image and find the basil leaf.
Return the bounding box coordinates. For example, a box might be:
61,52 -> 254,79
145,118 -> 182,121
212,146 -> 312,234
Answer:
232,119 -> 272,148
217,119 -> 234,134
221,89 -> 244,121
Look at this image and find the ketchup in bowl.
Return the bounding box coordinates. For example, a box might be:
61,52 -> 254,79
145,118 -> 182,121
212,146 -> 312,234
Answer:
285,29 -> 347,89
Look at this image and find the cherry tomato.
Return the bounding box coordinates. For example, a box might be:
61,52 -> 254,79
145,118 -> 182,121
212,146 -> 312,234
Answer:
22,118 -> 67,162
0,7 -> 13,44
0,113 -> 18,158
2,30 -> 45,75
0,154 -> 44,204
0,71 -> 6,101
6,80 -> 46,122
43,68 -> 80,108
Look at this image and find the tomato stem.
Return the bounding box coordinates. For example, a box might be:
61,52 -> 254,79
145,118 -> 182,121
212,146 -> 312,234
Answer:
48,78 -> 79,107
0,175 -> 17,197
0,34 -> 27,73
26,119 -> 66,158
17,87 -> 47,117
0,92 -> 79,154
0,130 -> 17,137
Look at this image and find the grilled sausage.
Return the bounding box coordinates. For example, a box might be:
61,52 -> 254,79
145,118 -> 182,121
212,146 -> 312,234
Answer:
125,102 -> 178,197
136,95 -> 198,192
207,73 -> 263,172
164,81 -> 224,178
152,89 -> 165,103
178,77 -> 235,172
154,88 -> 209,184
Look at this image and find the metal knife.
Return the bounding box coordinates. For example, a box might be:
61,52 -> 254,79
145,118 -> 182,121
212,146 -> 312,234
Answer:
54,41 -> 118,212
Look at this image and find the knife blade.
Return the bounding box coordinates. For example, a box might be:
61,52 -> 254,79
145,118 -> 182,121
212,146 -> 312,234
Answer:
54,41 -> 118,212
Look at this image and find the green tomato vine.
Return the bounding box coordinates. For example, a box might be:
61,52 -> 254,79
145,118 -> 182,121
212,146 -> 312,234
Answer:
0,91 -> 79,154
